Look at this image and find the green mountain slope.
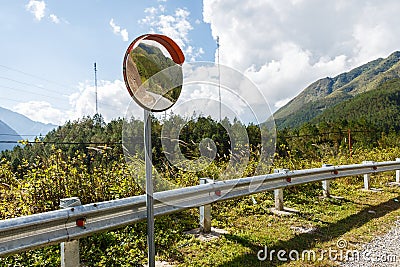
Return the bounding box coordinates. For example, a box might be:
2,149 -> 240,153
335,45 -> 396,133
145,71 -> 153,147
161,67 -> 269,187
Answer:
313,78 -> 400,131
274,51 -> 400,129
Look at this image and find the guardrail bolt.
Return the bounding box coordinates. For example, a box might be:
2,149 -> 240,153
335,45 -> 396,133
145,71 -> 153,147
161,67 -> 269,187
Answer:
60,197 -> 81,267
199,178 -> 213,233
76,218 -> 86,228
322,164 -> 333,198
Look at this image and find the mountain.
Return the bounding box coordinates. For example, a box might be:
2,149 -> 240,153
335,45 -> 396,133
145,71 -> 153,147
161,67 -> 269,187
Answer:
274,51 -> 400,129
0,106 -> 57,141
0,120 -> 22,151
312,78 -> 400,131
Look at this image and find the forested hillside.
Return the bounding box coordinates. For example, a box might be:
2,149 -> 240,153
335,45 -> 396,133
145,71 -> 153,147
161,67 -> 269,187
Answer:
313,79 -> 400,131
274,51 -> 400,129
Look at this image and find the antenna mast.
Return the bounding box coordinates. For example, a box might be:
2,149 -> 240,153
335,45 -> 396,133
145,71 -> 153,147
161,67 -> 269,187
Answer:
217,36 -> 221,122
94,62 -> 98,115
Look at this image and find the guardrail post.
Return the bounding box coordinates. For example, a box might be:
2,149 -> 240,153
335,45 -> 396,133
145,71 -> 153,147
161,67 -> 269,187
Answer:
274,188 -> 284,211
362,161 -> 375,190
273,169 -> 289,211
199,178 -> 213,233
322,164 -> 333,198
60,197 -> 81,267
396,158 -> 400,183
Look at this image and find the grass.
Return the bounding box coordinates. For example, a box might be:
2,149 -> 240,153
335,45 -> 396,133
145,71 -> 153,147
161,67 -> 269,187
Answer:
171,173 -> 400,266
2,148 -> 400,266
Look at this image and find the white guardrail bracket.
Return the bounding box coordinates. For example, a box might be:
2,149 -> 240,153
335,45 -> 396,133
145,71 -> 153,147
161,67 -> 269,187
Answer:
270,169 -> 299,216
362,161 -> 381,192
60,197 -> 82,267
322,164 -> 333,198
199,178 -> 214,233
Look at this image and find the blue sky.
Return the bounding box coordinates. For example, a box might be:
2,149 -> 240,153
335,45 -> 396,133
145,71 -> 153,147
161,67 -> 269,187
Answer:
1,0 -> 400,126
0,0 -> 214,124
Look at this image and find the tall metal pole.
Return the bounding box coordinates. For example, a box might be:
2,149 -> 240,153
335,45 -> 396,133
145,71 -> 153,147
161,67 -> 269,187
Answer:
217,36 -> 221,122
144,109 -> 155,267
94,62 -> 98,115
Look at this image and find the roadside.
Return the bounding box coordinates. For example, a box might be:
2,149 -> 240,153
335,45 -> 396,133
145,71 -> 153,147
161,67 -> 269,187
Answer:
170,174 -> 400,266
340,218 -> 400,267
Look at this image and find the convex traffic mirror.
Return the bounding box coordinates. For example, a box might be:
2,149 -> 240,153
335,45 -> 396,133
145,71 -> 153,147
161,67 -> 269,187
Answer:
123,34 -> 185,112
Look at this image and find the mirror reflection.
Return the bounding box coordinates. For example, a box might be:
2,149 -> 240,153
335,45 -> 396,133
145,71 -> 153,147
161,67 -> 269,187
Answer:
125,39 -> 183,111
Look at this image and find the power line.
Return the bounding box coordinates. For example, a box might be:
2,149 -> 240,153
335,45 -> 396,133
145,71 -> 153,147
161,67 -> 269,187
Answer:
0,96 -> 30,103
0,64 -> 72,91
0,134 -> 41,137
0,63 -> 121,116
0,140 -> 123,145
0,91 -> 120,110
0,63 -> 127,111
0,75 -> 70,98
0,84 -> 67,101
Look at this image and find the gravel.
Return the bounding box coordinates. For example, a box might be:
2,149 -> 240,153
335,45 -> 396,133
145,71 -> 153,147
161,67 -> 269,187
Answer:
340,219 -> 400,267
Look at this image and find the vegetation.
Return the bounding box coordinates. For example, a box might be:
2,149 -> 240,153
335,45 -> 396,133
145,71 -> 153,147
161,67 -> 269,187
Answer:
274,51 -> 400,129
314,79 -> 400,132
0,65 -> 400,266
4,45 -> 400,267
2,76 -> 400,265
273,78 -> 400,161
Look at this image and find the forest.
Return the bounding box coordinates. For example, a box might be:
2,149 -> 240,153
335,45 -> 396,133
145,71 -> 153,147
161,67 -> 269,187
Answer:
2,87 -> 400,265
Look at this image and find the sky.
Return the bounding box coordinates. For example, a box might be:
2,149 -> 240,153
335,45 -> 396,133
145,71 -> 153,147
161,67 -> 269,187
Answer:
1,0 -> 400,127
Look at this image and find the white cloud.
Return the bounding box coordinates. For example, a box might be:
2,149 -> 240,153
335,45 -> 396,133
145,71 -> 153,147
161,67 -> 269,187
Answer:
143,7 -> 192,48
120,29 -> 129,42
274,98 -> 291,109
25,0 -> 46,21
14,101 -> 65,125
25,0 -> 65,24
203,0 -> 400,112
109,19 -> 129,42
140,5 -> 203,61
144,7 -> 158,15
12,79 -> 138,125
68,79 -> 135,123
49,14 -> 59,24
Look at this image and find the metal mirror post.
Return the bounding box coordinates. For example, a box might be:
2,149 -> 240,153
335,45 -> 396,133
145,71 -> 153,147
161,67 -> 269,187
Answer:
123,34 -> 184,267
144,108 -> 154,265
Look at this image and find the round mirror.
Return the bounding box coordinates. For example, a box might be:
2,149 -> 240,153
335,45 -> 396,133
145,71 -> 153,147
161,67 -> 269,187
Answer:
123,34 -> 185,112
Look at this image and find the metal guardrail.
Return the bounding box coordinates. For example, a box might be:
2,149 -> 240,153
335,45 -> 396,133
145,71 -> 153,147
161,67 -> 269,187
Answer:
1,160 -> 400,257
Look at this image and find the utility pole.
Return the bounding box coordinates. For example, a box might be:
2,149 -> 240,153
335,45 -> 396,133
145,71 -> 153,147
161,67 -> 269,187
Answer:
94,62 -> 98,115
217,36 -> 221,122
